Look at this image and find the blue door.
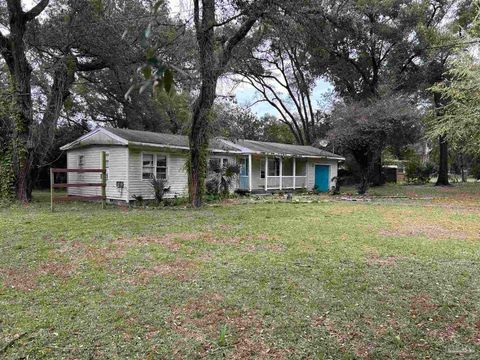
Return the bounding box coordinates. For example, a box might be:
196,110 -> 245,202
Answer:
239,158 -> 249,190
315,165 -> 330,192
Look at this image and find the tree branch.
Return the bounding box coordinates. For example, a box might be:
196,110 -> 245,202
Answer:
24,0 -> 50,21
76,59 -> 108,72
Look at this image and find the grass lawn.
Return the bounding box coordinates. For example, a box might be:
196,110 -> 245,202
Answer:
1,184 -> 480,359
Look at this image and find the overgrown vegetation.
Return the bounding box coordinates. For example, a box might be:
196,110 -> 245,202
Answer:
405,160 -> 435,185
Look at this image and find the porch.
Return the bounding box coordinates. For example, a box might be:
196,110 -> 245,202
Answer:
238,155 -> 308,192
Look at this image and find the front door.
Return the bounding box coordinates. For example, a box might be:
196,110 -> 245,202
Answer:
314,165 -> 330,192
239,157 -> 249,190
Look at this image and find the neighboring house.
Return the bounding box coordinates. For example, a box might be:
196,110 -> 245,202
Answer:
60,127 -> 345,202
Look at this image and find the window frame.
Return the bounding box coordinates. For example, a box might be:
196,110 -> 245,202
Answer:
208,156 -> 230,173
260,158 -> 280,179
141,152 -> 169,181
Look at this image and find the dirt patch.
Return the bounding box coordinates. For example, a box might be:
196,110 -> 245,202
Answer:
364,248 -> 406,267
366,253 -> 405,267
204,233 -> 278,246
312,314 -> 372,358
170,293 -> 283,359
244,243 -> 285,253
0,261 -> 76,291
379,211 -> 480,241
410,293 -> 438,316
123,258 -> 197,285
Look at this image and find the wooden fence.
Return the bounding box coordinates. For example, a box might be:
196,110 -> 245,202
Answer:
50,152 -> 107,211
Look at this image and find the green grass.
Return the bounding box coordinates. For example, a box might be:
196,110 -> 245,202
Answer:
1,184 -> 480,359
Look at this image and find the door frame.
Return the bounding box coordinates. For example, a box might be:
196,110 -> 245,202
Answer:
314,164 -> 330,192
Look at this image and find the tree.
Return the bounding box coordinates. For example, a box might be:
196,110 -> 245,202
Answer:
238,20 -> 321,145
0,0 -> 52,202
211,102 -> 295,143
0,0 -> 179,201
302,0 -> 464,185
429,16 -> 480,157
188,0 -> 274,207
329,95 -> 421,193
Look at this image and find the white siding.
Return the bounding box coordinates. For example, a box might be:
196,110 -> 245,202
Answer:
306,158 -> 339,190
128,148 -> 189,200
66,146 -> 128,201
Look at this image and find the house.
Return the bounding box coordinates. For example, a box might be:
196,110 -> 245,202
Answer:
60,127 -> 345,202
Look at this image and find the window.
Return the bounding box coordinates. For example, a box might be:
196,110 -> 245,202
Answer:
208,157 -> 229,172
209,158 -> 221,171
142,153 -> 167,180
78,155 -> 84,168
156,155 -> 167,179
296,159 -> 307,176
260,158 -> 280,178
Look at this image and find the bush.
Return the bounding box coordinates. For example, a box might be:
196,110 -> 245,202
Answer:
330,176 -> 342,195
470,162 -> 480,180
150,178 -> 169,205
163,196 -> 189,207
405,161 -> 435,184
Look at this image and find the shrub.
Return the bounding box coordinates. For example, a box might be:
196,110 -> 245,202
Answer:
150,178 -> 169,205
132,194 -> 144,206
330,176 -> 342,195
163,196 -> 188,207
206,162 -> 240,196
470,162 -> 480,180
405,161 -> 435,184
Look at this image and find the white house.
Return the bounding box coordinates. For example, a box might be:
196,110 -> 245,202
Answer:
60,127 -> 345,202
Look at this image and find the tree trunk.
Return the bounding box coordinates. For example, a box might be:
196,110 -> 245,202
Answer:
189,85 -> 216,207
435,135 -> 449,186
189,0 -> 216,207
370,156 -> 385,186
460,154 -> 466,183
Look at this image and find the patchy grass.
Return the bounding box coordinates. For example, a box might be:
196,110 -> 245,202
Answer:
343,182 -> 480,203
1,186 -> 480,358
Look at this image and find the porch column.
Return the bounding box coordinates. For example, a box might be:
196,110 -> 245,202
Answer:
293,157 -> 296,189
248,154 -> 252,192
265,156 -> 268,191
279,157 -> 283,190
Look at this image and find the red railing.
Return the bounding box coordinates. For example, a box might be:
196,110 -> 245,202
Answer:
50,152 -> 107,211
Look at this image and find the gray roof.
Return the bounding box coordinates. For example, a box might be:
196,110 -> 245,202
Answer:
106,128 -> 238,152
63,127 -> 344,159
232,139 -> 344,159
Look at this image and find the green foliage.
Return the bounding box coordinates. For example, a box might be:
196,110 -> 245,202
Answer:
0,147 -> 15,205
217,324 -> 228,347
405,160 -> 435,185
0,83 -> 16,203
329,95 -> 421,190
470,161 -> 480,180
206,161 -> 240,197
153,90 -> 191,134
429,53 -> 480,155
150,178 -> 169,205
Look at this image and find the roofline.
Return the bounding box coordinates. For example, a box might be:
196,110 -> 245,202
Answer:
61,128 -> 345,160
219,138 -> 344,160
128,141 -> 243,154
60,128 -> 128,150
